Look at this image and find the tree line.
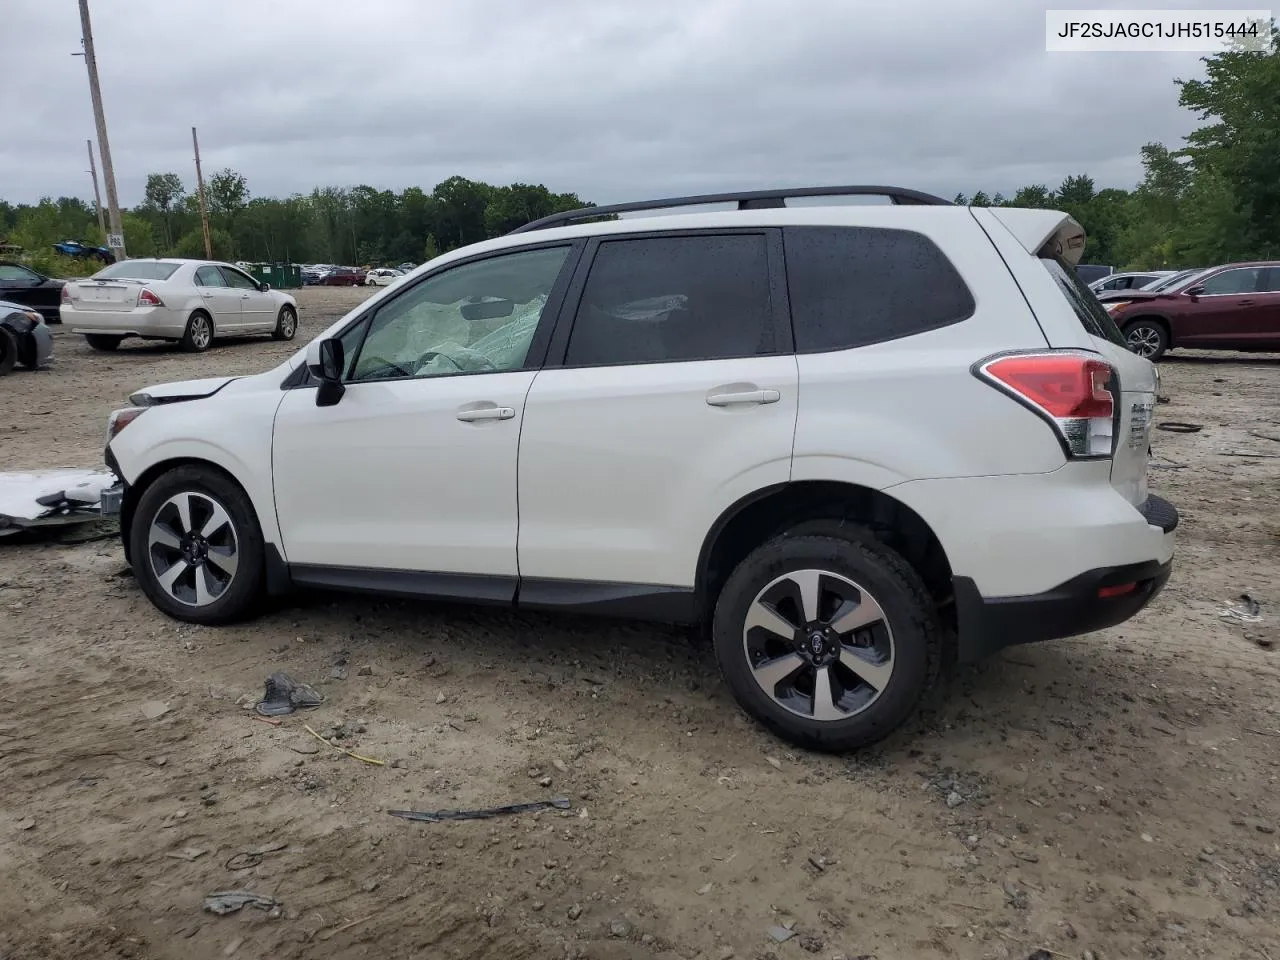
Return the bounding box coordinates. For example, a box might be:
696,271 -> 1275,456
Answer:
1,25 -> 1275,274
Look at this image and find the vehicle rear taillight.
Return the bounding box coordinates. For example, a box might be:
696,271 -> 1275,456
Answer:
61,285 -> 72,303
976,351 -> 1116,459
138,288 -> 164,307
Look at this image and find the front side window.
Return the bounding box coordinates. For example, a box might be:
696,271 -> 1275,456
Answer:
1261,267 -> 1280,293
1199,267 -> 1262,296
564,234 -> 773,366
194,266 -> 226,287
219,267 -> 258,290
348,245 -> 570,382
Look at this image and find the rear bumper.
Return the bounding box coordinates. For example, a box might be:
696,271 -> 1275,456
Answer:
953,493 -> 1177,662
63,304 -> 183,337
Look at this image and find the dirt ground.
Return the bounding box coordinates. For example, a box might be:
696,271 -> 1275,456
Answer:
2,286 -> 1278,960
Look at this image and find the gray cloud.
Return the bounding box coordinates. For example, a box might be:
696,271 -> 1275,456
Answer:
1,0 -> 1214,206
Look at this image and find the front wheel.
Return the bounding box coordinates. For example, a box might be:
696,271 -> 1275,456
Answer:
272,305 -> 298,341
1123,319 -> 1169,361
180,311 -> 214,353
129,466 -> 265,624
712,527 -> 941,752
85,333 -> 124,352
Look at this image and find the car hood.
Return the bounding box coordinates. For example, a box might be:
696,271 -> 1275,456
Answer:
129,375 -> 241,406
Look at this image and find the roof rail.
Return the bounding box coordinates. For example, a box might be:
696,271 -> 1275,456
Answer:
508,185 -> 953,234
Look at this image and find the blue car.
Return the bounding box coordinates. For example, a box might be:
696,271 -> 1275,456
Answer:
53,239 -> 115,264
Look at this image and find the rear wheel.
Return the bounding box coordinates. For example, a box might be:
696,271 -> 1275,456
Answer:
712,526 -> 940,752
272,305 -> 298,341
85,333 -> 123,352
129,466 -> 265,624
1123,319 -> 1169,361
180,311 -> 214,353
0,328 -> 16,376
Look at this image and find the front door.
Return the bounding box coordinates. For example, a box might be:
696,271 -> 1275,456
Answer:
1178,266 -> 1267,346
192,265 -> 242,329
271,244 -> 577,594
517,231 -> 799,598
220,265 -> 273,330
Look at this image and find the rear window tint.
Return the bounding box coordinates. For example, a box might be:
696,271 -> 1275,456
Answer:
94,261 -> 181,281
783,226 -> 974,353
1040,257 -> 1125,346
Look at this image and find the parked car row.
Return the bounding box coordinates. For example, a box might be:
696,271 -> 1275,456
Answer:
1096,261 -> 1280,360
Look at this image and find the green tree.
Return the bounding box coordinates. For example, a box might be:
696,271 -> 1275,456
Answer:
143,173 -> 185,247
206,168 -> 249,233
175,226 -> 234,259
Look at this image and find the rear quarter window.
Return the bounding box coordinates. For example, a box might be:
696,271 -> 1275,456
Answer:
782,226 -> 975,352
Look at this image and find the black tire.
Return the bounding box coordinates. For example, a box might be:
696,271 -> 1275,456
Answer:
1123,319 -> 1169,361
85,333 -> 124,352
712,525 -> 941,752
128,465 -> 266,625
272,305 -> 298,341
0,327 -> 16,376
179,311 -> 214,353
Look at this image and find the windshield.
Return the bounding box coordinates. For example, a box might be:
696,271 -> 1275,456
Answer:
1144,268 -> 1204,292
1041,256 -> 1126,345
93,261 -> 181,281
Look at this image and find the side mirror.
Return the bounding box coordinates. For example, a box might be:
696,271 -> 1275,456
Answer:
311,338 -> 346,407
260,281 -> 271,292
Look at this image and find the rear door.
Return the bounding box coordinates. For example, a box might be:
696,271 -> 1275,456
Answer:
1257,267 -> 1280,346
220,265 -> 273,330
193,265 -> 242,329
516,230 -> 798,598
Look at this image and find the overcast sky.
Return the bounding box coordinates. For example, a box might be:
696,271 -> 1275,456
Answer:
1,0 -> 1219,207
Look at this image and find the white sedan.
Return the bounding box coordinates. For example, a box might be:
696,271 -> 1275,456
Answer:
364,267 -> 406,287
61,258 -> 299,353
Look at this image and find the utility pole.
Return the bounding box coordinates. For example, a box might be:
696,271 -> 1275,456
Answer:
76,0 -> 126,259
86,139 -> 106,237
192,127 -> 213,259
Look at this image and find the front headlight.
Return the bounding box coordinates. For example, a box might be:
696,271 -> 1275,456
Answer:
105,406 -> 147,446
1103,301 -> 1130,313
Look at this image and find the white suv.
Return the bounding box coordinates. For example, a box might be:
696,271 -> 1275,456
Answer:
100,186 -> 1177,751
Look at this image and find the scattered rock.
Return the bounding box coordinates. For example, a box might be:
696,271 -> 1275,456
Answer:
140,700 -> 171,721
1257,824 -> 1275,835
539,776 -> 553,788
697,882 -> 713,895
357,664 -> 373,677
289,741 -> 320,755
1083,951 -> 1097,960
817,909 -> 844,929
552,759 -> 569,773
718,947 -> 735,960
390,758 -> 405,769
946,791 -> 965,809
798,933 -> 824,953
765,756 -> 783,770
16,817 -> 36,831
1026,951 -> 1052,960
1002,880 -> 1029,910
1141,833 -> 1154,843
435,691 -> 447,704
1058,920 -> 1077,940
329,666 -> 348,680
609,918 -> 632,939
154,755 -> 168,767
567,904 -> 582,921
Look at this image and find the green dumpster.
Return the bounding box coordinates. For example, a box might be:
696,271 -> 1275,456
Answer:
247,262 -> 302,289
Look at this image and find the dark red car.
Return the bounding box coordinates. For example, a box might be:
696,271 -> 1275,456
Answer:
1102,261 -> 1280,360
319,266 -> 367,286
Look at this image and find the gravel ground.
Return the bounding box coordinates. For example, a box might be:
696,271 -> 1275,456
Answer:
1,286 -> 1278,960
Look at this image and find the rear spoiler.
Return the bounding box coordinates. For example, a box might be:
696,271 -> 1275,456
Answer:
986,208 -> 1086,265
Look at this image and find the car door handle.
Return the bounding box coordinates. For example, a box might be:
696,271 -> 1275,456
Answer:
201,292 -> 213,298
705,387 -> 781,407
456,405 -> 516,422
1237,299 -> 1255,305
241,293 -> 251,299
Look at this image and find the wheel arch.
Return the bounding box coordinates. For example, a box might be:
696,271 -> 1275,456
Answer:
119,456 -> 289,594
695,479 -> 955,630
1120,313 -> 1174,347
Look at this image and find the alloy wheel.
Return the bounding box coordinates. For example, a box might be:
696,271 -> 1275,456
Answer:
147,491 -> 239,607
280,309 -> 296,337
1126,325 -> 1162,358
742,569 -> 895,721
190,315 -> 212,350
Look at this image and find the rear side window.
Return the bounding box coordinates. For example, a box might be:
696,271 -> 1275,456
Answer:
194,266 -> 226,287
564,234 -> 774,366
1040,257 -> 1125,346
782,226 -> 974,353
